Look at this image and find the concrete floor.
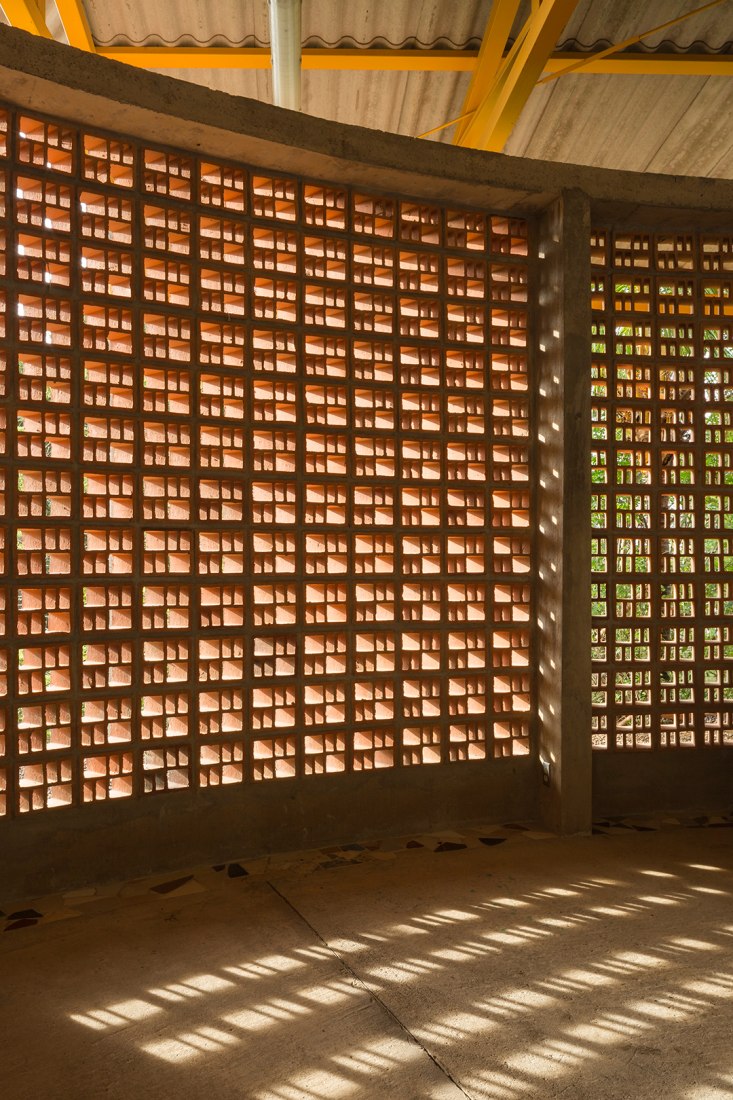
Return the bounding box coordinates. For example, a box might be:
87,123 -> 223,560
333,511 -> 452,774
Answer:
2,821 -> 733,1100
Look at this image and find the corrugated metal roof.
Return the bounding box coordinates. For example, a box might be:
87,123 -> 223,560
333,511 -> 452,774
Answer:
301,0 -> 488,48
303,68 -> 469,138
502,1 -> 733,176
123,0 -> 486,146
87,0 -> 490,49
560,0 -> 733,52
149,66 -> 273,102
86,0 -> 271,47
6,1 -> 733,177
505,71 -> 733,178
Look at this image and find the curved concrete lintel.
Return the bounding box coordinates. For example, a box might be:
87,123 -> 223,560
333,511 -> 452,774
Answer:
0,24 -> 732,227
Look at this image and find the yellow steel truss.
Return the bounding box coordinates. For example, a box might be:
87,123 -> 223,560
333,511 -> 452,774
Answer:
0,0 -> 51,37
454,0 -> 522,143
55,0 -> 95,50
2,1 -> 733,122
454,0 -> 579,152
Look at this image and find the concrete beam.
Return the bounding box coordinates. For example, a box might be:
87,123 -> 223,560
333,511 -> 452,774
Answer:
1,26 -> 733,229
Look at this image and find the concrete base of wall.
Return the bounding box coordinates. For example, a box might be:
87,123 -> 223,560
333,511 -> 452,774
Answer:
593,752 -> 733,818
1,759 -> 536,903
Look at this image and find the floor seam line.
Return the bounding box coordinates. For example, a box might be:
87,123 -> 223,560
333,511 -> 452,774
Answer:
267,879 -> 474,1100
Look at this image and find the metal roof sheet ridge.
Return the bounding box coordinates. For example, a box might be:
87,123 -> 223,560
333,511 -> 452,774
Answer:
557,36 -> 733,55
93,33 -> 485,50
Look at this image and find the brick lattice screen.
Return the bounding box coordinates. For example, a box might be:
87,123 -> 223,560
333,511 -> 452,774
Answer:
0,104 -> 531,817
591,228 -> 733,751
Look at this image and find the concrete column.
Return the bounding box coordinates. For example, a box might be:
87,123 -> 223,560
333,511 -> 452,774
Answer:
535,189 -> 593,834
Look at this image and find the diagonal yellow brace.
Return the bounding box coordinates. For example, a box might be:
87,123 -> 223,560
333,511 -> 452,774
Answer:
455,0 -> 522,144
544,51 -> 733,77
55,0 -> 95,50
457,0 -> 579,152
538,0 -> 728,85
0,0 -> 51,37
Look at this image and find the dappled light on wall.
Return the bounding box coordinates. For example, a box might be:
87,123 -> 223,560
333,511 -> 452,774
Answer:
0,104 -> 534,820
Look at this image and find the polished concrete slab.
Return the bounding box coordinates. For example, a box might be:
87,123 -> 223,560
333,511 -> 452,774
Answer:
2,819 -> 732,1099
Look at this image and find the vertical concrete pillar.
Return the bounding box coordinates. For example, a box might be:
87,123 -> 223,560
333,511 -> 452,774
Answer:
535,189 -> 593,834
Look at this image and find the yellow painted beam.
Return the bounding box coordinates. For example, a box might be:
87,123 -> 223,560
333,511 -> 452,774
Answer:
94,45 -> 733,78
0,0 -> 51,37
457,0 -> 579,151
97,47 -> 271,70
55,0 -> 95,50
455,0 -> 522,143
544,52 -> 733,77
309,48 -> 476,72
97,47 -> 480,72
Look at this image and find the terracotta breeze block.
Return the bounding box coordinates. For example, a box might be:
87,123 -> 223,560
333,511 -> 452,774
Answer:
0,103 -> 532,817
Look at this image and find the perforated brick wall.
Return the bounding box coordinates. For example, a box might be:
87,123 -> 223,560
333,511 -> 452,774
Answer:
591,228 -> 733,752
0,103 -> 532,819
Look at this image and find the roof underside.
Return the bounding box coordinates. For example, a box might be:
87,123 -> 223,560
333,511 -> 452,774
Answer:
2,0 -> 733,177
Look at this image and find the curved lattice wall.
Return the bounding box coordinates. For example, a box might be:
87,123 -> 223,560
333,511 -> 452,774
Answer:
2,25 -> 733,898
0,103 -> 532,823
591,228 -> 733,752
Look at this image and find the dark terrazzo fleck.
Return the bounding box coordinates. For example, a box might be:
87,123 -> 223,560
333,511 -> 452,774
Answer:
226,863 -> 248,878
151,876 -> 193,895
